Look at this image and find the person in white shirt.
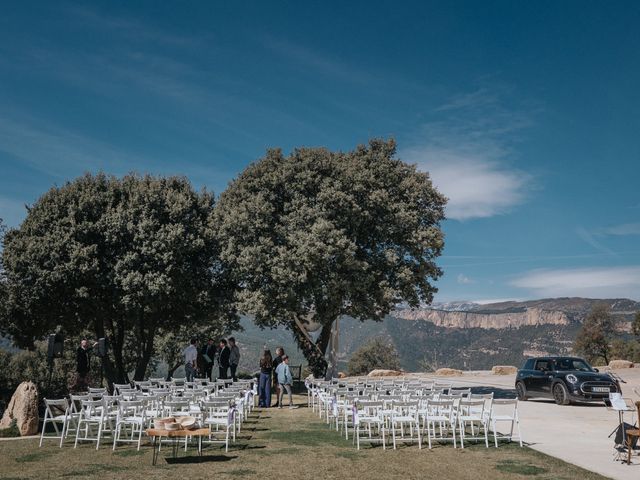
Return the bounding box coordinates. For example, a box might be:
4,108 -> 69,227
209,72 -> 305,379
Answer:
184,337 -> 198,382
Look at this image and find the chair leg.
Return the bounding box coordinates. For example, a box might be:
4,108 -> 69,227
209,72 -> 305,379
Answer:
484,422 -> 489,448
74,421 -> 81,449
59,421 -> 66,448
392,422 -> 397,450
39,418 -> 47,448
96,422 -> 103,450
112,423 -> 118,450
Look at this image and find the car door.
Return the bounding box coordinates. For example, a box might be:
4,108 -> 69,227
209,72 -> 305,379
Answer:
528,359 -> 553,396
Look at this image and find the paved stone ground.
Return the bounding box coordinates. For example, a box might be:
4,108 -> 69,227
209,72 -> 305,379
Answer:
412,369 -> 640,480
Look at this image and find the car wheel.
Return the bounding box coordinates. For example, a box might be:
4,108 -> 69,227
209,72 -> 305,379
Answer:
553,382 -> 571,405
515,381 -> 528,401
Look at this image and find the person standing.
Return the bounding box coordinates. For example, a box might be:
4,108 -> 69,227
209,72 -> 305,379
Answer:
76,338 -> 97,391
228,337 -> 240,382
184,337 -> 198,382
258,348 -> 273,407
272,347 -> 284,407
275,355 -> 295,408
218,339 -> 230,380
203,338 -> 216,381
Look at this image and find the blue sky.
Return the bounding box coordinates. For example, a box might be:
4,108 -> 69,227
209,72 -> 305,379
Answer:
1,1 -> 639,301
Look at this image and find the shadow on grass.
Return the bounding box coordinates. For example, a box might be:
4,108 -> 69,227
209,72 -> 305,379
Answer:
113,448 -> 145,457
15,450 -> 57,463
224,468 -> 258,476
496,459 -> 548,476
165,454 -> 238,464
232,444 -> 266,451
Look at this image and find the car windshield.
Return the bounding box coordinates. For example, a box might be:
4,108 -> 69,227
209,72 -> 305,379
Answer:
554,358 -> 593,372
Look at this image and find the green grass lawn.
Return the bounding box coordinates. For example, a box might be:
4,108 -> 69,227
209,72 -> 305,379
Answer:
0,395 -> 608,480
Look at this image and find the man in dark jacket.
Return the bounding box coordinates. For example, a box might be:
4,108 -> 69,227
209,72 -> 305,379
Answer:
76,338 -> 97,390
218,339 -> 230,380
202,339 -> 216,381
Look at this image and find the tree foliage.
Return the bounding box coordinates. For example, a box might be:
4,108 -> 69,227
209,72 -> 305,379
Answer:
215,139 -> 446,376
0,173 -> 238,383
346,337 -> 401,376
574,304 -> 615,364
632,311 -> 640,338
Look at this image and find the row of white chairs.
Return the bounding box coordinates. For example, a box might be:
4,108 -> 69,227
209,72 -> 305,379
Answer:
40,379 -> 257,453
307,378 -> 522,450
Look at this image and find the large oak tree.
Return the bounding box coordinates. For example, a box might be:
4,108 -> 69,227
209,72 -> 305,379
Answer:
0,173 -> 237,383
215,139 -> 446,376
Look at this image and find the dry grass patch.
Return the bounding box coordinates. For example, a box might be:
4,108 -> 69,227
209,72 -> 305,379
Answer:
0,395 -> 608,480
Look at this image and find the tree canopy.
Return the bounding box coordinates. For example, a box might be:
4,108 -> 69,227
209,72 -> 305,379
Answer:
0,173 -> 238,383
215,139 -> 446,376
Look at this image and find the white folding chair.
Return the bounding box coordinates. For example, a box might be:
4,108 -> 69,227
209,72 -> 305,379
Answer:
490,399 -> 523,447
112,400 -> 146,451
354,401 -> 386,450
422,399 -> 458,449
74,399 -> 107,449
202,400 -> 236,452
390,401 -> 421,449
40,399 -> 70,447
458,398 -> 491,448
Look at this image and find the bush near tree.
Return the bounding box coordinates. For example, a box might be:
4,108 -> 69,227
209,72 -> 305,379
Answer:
574,304 -> 615,365
346,337 -> 401,376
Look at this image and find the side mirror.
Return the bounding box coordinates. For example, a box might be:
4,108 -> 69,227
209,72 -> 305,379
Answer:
594,368 -> 599,373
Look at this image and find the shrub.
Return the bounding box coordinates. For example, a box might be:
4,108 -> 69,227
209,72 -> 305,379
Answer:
0,419 -> 20,438
346,337 -> 401,376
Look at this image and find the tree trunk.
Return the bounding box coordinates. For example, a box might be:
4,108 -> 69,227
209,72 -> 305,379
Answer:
289,317 -> 336,378
167,362 -> 181,381
107,317 -> 128,384
133,320 -> 156,381
94,318 -> 116,391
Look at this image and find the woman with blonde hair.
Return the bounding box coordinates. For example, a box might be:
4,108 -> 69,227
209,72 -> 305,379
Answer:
258,348 -> 273,407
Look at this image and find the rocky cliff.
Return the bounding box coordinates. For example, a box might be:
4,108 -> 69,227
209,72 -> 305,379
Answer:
394,307 -> 569,329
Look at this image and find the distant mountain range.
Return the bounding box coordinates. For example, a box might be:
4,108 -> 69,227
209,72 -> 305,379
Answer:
232,297 -> 640,373
2,298 -> 638,374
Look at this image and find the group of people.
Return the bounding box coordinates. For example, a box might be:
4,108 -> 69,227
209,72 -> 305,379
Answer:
184,337 -> 240,382
74,336 -> 296,409
258,346 -> 296,409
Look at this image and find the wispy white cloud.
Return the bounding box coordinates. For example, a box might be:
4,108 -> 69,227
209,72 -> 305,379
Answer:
66,5 -> 207,49
599,223 -> 640,236
576,226 -> 617,256
473,298 -> 522,305
510,266 -> 640,300
0,113 -> 146,178
403,87 -> 535,221
456,273 -> 475,284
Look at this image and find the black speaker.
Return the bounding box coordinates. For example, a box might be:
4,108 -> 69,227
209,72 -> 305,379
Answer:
614,422 -> 639,448
47,333 -> 64,360
96,337 -> 107,358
